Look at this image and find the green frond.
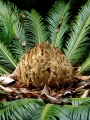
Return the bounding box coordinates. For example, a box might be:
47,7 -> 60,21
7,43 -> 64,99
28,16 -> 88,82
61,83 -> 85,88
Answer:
13,20 -> 26,45
60,104 -> 90,120
77,54 -> 90,74
59,98 -> 90,120
46,0 -> 70,50
0,0 -> 7,16
0,98 -> 44,120
70,97 -> 90,106
0,1 -> 16,44
1,98 -> 90,120
10,41 -> 25,61
20,9 -> 48,48
0,41 -> 17,72
32,103 -> 61,120
32,97 -> 90,120
11,19 -> 26,59
0,1 -> 26,59
64,0 -> 90,65
0,65 -> 11,75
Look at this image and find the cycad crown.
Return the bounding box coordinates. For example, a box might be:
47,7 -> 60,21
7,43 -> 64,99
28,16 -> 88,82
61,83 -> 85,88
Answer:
15,42 -> 73,88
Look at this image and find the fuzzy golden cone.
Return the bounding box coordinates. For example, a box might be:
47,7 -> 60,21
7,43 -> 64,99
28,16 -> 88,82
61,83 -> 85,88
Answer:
15,42 -> 73,88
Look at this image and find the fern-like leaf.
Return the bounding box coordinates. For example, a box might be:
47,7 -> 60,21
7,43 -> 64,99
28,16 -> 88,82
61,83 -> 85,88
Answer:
46,0 -> 70,50
20,9 -> 48,49
32,98 -> 90,120
70,97 -> 90,106
0,1 -> 26,59
0,41 -> 17,73
59,98 -> 90,120
11,19 -> 26,59
1,98 -> 90,120
7,18 -> 26,60
60,104 -> 90,120
0,1 -> 16,44
32,103 -> 62,120
64,0 -> 90,65
77,55 -> 90,74
0,65 -> 11,75
0,98 -> 44,120
10,41 -> 25,61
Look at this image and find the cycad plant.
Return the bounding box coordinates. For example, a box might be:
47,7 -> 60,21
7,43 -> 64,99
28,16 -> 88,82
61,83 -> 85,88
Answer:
14,0 -> 90,87
1,0 -> 90,119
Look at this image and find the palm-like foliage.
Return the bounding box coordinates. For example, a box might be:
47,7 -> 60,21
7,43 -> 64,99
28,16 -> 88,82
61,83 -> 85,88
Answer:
0,98 -> 44,120
1,0 -> 90,119
0,1 -> 25,44
0,98 -> 90,120
32,103 -> 62,120
32,98 -> 90,120
64,0 -> 90,65
0,65 -> 10,75
78,55 -> 90,74
0,42 -> 17,72
0,0 -> 27,74
19,9 -> 48,49
46,0 -> 70,50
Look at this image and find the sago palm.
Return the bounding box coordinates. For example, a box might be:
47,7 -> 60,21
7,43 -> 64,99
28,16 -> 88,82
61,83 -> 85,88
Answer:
0,0 -> 90,120
14,0 -> 90,87
14,1 -> 73,88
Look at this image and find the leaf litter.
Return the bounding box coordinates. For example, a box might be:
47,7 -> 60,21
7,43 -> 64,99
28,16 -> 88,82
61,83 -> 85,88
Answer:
0,71 -> 90,104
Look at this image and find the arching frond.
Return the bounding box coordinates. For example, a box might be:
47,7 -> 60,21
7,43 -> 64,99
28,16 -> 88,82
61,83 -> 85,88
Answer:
20,9 -> 48,49
10,41 -> 25,61
64,0 -> 90,65
59,98 -> 90,120
70,97 -> 90,106
32,104 -> 61,120
46,0 -> 70,50
0,65 -> 11,75
0,1 -> 16,44
32,97 -> 90,120
59,104 -> 90,120
0,1 -> 26,59
77,55 -> 90,74
11,19 -> 26,59
0,98 -> 44,120
0,41 -> 17,72
0,98 -> 90,120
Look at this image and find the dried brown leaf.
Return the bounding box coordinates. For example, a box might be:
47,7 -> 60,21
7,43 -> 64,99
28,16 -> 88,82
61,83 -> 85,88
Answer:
75,75 -> 90,81
0,76 -> 15,85
0,85 -> 13,93
20,88 -> 41,98
41,85 -> 50,95
81,89 -> 90,98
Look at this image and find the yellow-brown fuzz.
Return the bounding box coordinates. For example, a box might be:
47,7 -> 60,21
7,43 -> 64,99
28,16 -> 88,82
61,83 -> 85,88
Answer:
15,42 -> 73,88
